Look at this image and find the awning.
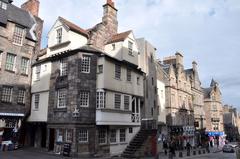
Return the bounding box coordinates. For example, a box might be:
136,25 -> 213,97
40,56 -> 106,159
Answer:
0,113 -> 24,117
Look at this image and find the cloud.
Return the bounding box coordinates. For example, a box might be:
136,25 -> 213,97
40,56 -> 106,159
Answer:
13,0 -> 240,108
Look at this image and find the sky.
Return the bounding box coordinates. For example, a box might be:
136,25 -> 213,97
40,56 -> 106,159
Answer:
14,0 -> 240,108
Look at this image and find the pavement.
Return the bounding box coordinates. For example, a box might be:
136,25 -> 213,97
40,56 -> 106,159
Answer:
0,146 -> 228,159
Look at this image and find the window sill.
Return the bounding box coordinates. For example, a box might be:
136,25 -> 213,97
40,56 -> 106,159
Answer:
17,103 -> 25,106
81,71 -> 90,74
21,73 -> 28,77
1,101 -> 12,104
119,142 -> 127,145
114,78 -> 121,81
110,142 -> 118,146
5,69 -> 15,74
54,108 -> 67,112
13,42 -> 23,47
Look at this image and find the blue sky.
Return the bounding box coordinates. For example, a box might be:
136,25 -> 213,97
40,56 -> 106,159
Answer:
14,0 -> 240,108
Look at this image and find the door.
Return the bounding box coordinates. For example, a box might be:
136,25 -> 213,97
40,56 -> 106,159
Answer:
49,129 -> 55,151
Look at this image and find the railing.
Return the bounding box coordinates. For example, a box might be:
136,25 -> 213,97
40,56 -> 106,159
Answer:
131,113 -> 140,123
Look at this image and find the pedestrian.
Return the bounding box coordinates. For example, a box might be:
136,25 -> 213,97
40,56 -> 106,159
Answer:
163,141 -> 168,155
186,142 -> 191,155
168,142 -> 175,159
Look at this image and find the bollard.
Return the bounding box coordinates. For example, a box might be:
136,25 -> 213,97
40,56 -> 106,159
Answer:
179,151 -> 183,158
193,150 -> 196,155
203,149 -> 205,154
198,150 -> 202,155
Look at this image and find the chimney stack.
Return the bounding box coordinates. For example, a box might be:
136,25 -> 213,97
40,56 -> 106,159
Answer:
21,0 -> 40,17
192,61 -> 197,71
102,0 -> 118,35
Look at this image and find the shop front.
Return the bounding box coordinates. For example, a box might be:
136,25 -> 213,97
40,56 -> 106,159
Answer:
0,113 -> 24,151
206,131 -> 226,147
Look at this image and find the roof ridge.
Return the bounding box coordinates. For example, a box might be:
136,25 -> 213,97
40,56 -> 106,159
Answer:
58,16 -> 89,38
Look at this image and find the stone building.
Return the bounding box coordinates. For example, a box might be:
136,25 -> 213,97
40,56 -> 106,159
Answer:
0,0 -> 42,145
223,105 -> 239,142
162,53 -> 195,147
29,0 -> 144,156
185,61 -> 206,145
203,79 -> 224,145
137,38 -> 158,125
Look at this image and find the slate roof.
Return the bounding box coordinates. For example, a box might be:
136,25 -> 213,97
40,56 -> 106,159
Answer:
203,87 -> 212,99
106,30 -> 132,44
59,16 -> 89,38
210,78 -> 218,87
0,2 -> 36,41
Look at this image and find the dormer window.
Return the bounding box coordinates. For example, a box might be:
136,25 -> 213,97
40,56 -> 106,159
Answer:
0,1 -> 7,10
112,43 -> 116,51
56,28 -> 62,44
128,41 -> 133,55
13,26 -> 25,46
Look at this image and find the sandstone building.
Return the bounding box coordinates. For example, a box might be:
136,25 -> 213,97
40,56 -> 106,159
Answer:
162,53 -> 195,147
0,0 -> 42,145
203,79 -> 224,145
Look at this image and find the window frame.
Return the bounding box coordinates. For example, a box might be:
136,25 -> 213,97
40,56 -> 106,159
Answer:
124,95 -> 130,110
0,1 -> 7,10
57,88 -> 67,108
96,90 -> 105,109
17,89 -> 26,104
115,64 -> 121,80
5,53 -> 16,72
98,129 -> 107,144
119,129 -> 126,143
128,41 -> 133,55
13,25 -> 25,46
126,69 -> 131,82
78,129 -> 88,143
1,86 -> 13,103
81,55 -> 91,73
110,129 -> 117,143
114,94 -> 121,109
56,28 -> 62,44
20,57 -> 29,75
34,94 -> 40,110
98,65 -> 103,74
35,65 -> 41,81
79,91 -> 89,107
60,58 -> 68,76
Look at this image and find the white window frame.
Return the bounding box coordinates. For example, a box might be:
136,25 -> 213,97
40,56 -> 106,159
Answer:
56,28 -> 62,44
0,1 -> 7,10
110,129 -> 117,143
99,129 -> 107,144
60,58 -> 68,76
128,41 -> 133,55
66,129 -> 73,143
124,95 -> 130,110
57,89 -> 67,108
96,90 -> 105,109
1,86 -> 13,103
119,129 -> 126,143
5,53 -> 16,71
127,69 -> 131,82
78,129 -> 88,143
98,65 -> 103,74
17,89 -> 25,104
35,65 -> 41,81
34,94 -> 40,110
20,57 -> 29,75
81,55 -> 91,73
114,94 -> 121,109
13,26 -> 25,46
115,64 -> 121,80
79,92 -> 89,107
